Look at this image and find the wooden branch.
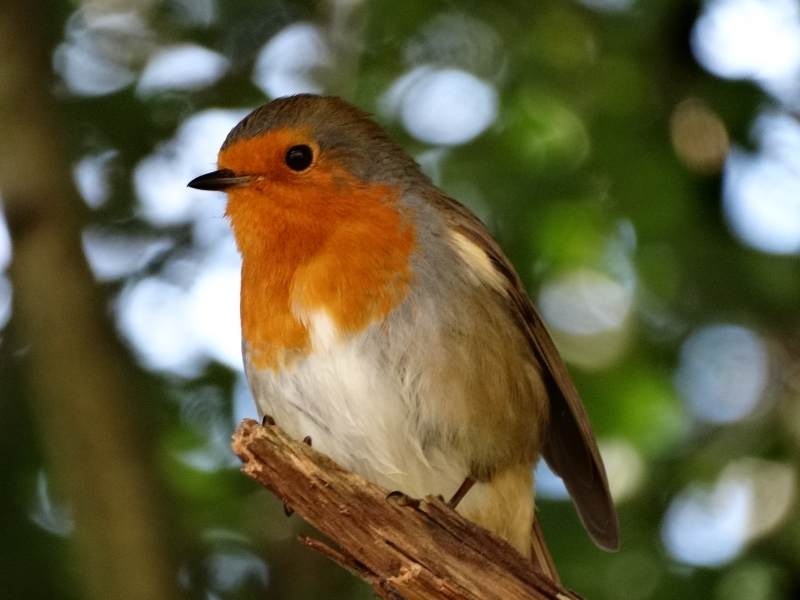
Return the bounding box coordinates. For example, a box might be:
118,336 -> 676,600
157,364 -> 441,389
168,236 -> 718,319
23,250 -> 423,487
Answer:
232,419 -> 582,600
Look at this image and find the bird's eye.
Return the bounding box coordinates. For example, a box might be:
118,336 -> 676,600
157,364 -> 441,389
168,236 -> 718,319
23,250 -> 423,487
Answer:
285,145 -> 313,171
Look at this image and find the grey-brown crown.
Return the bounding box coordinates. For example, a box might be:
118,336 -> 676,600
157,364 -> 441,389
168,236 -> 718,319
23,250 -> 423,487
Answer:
223,94 -> 428,186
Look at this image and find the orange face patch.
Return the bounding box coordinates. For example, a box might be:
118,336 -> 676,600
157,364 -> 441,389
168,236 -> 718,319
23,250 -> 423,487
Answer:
220,128 -> 417,371
219,127 -> 320,187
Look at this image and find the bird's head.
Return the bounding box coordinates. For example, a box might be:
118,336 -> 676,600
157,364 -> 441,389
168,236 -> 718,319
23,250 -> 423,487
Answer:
189,94 -> 425,255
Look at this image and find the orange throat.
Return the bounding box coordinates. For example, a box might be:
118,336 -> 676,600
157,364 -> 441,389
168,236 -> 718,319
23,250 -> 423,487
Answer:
225,171 -> 416,372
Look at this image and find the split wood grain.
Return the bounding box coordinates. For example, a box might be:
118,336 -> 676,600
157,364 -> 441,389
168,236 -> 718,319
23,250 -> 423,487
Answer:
232,418 -> 583,600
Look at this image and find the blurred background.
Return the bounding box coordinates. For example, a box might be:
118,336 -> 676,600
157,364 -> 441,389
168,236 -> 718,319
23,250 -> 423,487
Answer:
2,0 -> 800,598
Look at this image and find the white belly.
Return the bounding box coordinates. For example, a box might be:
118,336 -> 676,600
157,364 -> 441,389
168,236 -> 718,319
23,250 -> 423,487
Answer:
244,313 -> 467,499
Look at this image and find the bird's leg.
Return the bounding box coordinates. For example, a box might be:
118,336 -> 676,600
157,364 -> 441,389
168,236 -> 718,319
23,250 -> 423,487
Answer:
447,476 -> 475,509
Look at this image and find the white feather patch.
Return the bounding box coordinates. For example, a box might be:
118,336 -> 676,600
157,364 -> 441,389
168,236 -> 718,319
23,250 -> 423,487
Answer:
246,310 -> 467,498
447,230 -> 507,293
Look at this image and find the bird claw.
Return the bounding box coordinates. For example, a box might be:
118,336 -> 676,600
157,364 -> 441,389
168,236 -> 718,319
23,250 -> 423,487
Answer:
386,490 -> 419,508
303,436 -> 312,446
261,415 -> 276,426
447,477 -> 475,509
284,503 -> 294,517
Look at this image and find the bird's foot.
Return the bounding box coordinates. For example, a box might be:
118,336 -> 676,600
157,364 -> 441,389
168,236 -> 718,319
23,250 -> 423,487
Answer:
447,476 -> 475,509
386,490 -> 420,509
261,415 -> 276,426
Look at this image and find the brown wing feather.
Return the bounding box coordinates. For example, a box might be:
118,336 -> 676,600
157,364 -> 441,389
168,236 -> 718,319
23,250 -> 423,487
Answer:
428,191 -> 620,551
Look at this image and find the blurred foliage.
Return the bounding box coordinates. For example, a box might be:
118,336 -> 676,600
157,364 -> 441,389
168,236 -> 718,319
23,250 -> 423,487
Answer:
2,0 -> 800,599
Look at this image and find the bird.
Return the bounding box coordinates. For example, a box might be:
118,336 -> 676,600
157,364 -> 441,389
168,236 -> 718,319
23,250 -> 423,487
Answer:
188,94 -> 619,561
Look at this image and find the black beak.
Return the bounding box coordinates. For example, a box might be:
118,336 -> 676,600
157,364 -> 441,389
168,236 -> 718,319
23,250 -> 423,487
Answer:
187,169 -> 253,191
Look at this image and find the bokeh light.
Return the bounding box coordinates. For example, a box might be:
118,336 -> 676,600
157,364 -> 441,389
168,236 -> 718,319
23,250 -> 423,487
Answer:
28,471 -> 74,538
598,438 -> 646,503
723,112 -> 800,254
234,375 -> 259,423
662,458 -> 795,567
726,458 -> 795,541
670,98 -> 730,174
82,227 -> 173,282
538,270 -> 634,370
134,109 -> 247,226
382,66 -> 498,146
204,550 -> 269,595
381,13 -> 502,146
0,203 -> 9,272
692,0 -> 800,100
116,276 -> 208,376
116,106 -> 248,378
535,459 -> 570,500
136,44 -> 229,96
0,204 -> 11,331
663,476 -> 750,567
252,23 -> 330,98
115,240 -> 242,376
674,325 -> 769,423
73,150 -> 117,209
53,9 -> 153,96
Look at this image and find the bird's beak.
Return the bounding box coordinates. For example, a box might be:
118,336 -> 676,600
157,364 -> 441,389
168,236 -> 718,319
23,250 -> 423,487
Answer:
187,169 -> 254,191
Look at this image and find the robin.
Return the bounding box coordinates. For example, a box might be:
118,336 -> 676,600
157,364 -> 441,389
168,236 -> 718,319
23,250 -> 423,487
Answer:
188,94 -> 619,560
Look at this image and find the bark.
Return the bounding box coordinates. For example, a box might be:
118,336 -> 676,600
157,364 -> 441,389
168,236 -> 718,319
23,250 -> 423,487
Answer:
232,418 -> 583,600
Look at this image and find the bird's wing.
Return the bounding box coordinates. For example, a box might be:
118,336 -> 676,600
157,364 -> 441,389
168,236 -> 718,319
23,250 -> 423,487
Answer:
428,191 -> 620,551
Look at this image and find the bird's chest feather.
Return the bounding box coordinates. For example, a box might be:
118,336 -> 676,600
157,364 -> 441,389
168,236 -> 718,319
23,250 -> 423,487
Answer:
233,183 -> 466,492
244,311 -> 466,496
230,181 -> 416,373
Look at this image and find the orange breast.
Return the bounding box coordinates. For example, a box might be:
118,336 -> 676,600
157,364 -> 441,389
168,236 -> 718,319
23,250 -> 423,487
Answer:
221,134 -> 416,371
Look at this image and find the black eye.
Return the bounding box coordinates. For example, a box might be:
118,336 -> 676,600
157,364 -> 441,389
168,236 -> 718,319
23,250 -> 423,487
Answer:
285,145 -> 313,171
